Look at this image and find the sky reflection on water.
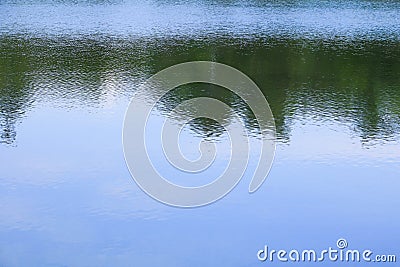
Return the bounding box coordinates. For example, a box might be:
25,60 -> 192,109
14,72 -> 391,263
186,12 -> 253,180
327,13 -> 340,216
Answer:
0,1 -> 399,266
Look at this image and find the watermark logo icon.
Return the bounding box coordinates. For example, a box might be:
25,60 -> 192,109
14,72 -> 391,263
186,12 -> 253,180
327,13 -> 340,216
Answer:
336,238 -> 348,249
122,61 -> 276,207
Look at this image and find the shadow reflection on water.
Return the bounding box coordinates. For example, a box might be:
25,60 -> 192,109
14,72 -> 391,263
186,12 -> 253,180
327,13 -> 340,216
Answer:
1,36 -> 399,146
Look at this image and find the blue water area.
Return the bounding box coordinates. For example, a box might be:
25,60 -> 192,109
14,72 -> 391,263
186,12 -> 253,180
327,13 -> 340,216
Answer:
0,0 -> 399,266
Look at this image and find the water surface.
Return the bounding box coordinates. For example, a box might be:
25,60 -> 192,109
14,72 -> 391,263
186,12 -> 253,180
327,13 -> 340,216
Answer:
0,1 -> 399,266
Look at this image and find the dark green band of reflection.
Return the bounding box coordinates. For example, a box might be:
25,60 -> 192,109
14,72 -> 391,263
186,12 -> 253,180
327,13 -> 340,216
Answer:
1,35 -> 399,145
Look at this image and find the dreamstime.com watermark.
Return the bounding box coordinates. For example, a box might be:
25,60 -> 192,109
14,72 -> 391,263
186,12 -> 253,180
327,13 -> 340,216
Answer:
257,238 -> 397,263
122,61 -> 276,207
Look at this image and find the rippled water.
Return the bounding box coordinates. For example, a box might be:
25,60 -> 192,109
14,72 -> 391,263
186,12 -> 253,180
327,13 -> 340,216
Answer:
1,1 -> 399,266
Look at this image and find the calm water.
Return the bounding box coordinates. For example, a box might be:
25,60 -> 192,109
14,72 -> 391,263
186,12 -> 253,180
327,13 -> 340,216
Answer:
1,0 -> 400,266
